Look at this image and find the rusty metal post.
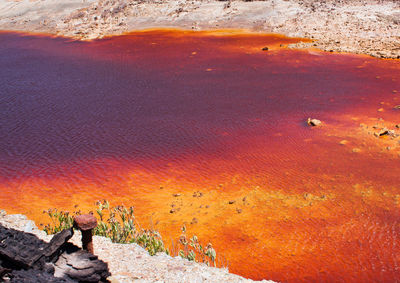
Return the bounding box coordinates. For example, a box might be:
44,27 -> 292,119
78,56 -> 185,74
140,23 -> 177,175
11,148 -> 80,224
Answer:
74,214 -> 97,254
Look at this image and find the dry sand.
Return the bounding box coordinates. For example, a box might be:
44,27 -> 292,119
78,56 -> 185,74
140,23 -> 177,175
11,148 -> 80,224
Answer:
0,0 -> 399,58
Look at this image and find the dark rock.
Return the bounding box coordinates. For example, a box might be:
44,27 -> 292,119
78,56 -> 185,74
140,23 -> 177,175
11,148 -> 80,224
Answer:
54,243 -> 110,282
0,225 -> 110,282
45,228 -> 74,260
0,225 -> 47,269
262,47 -> 269,51
9,269 -> 77,283
0,266 -> 11,278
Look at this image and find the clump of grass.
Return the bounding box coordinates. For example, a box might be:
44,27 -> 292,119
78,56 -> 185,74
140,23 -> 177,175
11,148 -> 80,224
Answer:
94,200 -> 166,255
42,205 -> 80,234
41,200 -> 217,264
177,225 -> 217,267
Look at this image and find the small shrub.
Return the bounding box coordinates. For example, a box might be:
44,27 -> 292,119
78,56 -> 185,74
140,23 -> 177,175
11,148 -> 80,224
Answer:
42,206 -> 79,234
177,225 -> 217,267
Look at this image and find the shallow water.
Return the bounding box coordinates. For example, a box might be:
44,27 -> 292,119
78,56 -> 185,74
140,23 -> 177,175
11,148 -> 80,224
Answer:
0,29 -> 400,282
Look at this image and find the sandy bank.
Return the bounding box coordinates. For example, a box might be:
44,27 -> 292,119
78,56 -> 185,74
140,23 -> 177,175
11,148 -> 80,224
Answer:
0,0 -> 399,58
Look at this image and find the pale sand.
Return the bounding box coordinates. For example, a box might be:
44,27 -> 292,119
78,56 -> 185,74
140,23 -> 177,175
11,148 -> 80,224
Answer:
0,0 -> 399,58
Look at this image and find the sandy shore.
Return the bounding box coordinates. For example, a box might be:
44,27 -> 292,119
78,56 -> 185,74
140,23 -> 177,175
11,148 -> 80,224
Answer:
0,0 -> 399,58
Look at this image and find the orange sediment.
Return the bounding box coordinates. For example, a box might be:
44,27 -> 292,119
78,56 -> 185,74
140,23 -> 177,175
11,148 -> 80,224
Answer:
0,30 -> 399,282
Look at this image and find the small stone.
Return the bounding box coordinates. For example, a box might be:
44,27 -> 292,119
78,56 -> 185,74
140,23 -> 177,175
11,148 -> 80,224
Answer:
379,129 -> 389,136
307,118 -> 322,126
228,200 -> 235,204
172,193 -> 181,197
236,209 -> 242,214
352,148 -> 361,153
394,105 -> 400,109
192,191 -> 203,197
339,140 -> 348,145
262,47 -> 269,51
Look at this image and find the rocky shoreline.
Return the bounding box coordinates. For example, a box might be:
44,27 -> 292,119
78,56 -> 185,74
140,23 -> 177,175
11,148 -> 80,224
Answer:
0,0 -> 399,58
0,210 -> 274,283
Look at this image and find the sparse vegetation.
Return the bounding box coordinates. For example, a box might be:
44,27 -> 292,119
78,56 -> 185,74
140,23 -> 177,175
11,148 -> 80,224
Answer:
177,225 -> 217,267
41,200 -> 217,265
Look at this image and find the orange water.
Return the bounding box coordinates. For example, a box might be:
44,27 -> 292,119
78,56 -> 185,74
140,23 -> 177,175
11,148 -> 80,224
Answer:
0,29 -> 399,282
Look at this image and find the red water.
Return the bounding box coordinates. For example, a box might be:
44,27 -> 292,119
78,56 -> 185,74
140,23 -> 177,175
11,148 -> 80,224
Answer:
0,29 -> 400,282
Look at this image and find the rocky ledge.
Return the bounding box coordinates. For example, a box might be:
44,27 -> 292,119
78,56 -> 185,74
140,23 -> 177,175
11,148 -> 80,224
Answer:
0,211 -> 274,283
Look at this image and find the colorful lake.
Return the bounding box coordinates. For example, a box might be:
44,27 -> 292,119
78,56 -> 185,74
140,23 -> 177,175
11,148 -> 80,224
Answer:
0,29 -> 399,282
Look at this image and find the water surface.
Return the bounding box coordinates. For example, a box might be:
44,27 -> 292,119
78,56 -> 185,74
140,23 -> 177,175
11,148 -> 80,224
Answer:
0,30 -> 400,282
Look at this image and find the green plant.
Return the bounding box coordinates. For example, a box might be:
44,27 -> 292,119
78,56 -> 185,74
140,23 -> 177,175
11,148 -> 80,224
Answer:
41,200 -> 216,263
178,225 -> 217,267
42,207 -> 79,234
93,200 -> 167,255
